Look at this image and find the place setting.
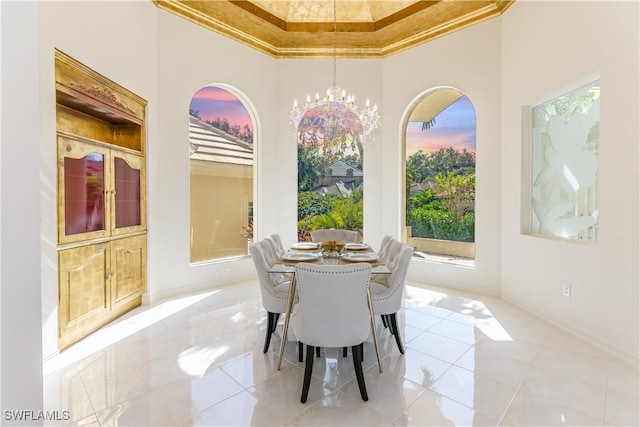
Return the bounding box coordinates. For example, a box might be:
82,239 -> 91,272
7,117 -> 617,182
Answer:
290,242 -> 321,251
280,251 -> 322,263
340,251 -> 380,264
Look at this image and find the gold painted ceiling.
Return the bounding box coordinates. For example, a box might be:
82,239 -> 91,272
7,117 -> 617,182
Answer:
153,0 -> 514,58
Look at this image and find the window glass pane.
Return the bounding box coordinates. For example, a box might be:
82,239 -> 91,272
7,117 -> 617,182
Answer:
114,157 -> 141,228
189,86 -> 254,262
528,80 -> 600,242
64,152 -> 105,235
404,88 -> 476,260
296,103 -> 364,241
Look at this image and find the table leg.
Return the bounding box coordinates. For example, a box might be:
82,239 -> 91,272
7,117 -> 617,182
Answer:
367,288 -> 383,373
277,273 -> 297,370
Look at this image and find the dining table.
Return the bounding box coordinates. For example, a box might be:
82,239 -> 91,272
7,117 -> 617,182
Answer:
268,242 -> 390,373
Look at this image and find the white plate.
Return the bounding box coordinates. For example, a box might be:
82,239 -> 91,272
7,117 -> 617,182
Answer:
341,253 -> 379,263
290,242 -> 320,251
282,252 -> 321,262
344,243 -> 369,251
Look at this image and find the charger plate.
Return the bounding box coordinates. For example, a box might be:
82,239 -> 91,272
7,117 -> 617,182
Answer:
282,252 -> 321,262
341,252 -> 379,263
344,243 -> 369,251
290,242 -> 320,251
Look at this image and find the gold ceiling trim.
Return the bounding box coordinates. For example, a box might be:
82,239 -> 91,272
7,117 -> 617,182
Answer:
228,0 -> 441,32
380,2 -> 512,57
153,0 -> 515,59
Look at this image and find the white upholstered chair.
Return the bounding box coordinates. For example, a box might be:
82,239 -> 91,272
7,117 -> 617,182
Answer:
371,239 -> 404,288
377,235 -> 394,262
265,234 -> 286,259
292,262 -> 372,403
249,240 -> 291,353
370,243 -> 413,354
310,228 -> 358,243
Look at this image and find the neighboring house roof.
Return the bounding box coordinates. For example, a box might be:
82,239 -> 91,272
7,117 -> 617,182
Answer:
315,180 -> 363,197
189,115 -> 253,166
409,182 -> 435,195
325,160 -> 363,177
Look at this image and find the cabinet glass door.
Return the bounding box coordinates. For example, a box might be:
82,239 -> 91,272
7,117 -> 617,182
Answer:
112,151 -> 146,236
58,135 -> 111,244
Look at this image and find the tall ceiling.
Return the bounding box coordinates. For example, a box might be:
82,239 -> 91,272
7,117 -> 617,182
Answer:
153,0 -> 514,58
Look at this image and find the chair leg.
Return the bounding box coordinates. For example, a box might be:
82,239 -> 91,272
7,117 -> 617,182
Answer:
388,313 -> 405,354
385,315 -> 394,334
301,344 -> 315,403
298,341 -> 304,362
352,343 -> 368,401
272,313 -> 280,332
342,347 -> 348,357
315,347 -> 321,358
263,312 -> 277,353
381,314 -> 388,328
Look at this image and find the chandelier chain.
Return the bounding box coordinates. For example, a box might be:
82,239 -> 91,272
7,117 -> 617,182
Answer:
333,0 -> 337,89
289,0 -> 381,148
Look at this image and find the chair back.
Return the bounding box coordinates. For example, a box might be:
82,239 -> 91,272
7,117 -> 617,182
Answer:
373,244 -> 413,314
269,234 -> 286,257
264,236 -> 284,259
377,235 -> 394,263
292,263 -> 371,348
310,229 -> 358,243
249,241 -> 288,313
382,239 -> 403,266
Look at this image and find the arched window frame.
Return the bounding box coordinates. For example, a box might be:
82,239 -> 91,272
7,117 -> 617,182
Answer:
401,86 -> 477,264
188,83 -> 259,264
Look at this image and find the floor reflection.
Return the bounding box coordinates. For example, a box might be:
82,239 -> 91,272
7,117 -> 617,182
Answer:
43,280 -> 639,426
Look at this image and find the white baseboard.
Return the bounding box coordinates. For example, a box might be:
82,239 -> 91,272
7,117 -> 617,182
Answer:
143,273 -> 256,305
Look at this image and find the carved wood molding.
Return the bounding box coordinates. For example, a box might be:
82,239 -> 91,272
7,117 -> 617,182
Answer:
69,82 -> 136,115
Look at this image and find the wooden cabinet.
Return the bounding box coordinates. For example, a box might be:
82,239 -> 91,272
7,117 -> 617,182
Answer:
58,235 -> 146,350
55,49 -> 147,350
57,135 -> 146,244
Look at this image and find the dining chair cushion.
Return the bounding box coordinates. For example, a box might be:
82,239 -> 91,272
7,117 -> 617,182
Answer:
369,281 -> 390,297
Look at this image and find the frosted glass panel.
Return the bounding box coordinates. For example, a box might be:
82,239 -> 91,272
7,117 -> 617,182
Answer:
529,80 -> 600,242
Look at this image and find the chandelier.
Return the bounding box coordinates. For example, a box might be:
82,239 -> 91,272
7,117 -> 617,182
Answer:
289,0 -> 380,153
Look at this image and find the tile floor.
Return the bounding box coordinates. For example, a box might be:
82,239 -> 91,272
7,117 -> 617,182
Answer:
43,280 -> 639,426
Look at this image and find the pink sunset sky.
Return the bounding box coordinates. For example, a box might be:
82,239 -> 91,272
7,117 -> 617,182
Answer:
190,86 -> 253,129
405,96 -> 476,158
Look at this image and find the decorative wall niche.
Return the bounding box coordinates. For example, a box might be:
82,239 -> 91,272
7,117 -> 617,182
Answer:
522,77 -> 600,242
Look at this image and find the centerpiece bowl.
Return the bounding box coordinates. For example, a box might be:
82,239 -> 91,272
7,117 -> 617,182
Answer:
320,240 -> 346,258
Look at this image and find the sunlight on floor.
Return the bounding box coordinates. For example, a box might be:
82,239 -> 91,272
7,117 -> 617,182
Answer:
43,290 -> 219,375
178,344 -> 230,377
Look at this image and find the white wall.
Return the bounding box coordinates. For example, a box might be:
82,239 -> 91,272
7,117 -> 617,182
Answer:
1,1 -> 44,422
382,19 -> 504,296
500,1 -> 639,361
151,9 -> 278,301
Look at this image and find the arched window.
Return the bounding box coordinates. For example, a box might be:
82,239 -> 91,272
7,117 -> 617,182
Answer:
404,87 -> 476,261
189,85 -> 254,263
296,103 -> 364,241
